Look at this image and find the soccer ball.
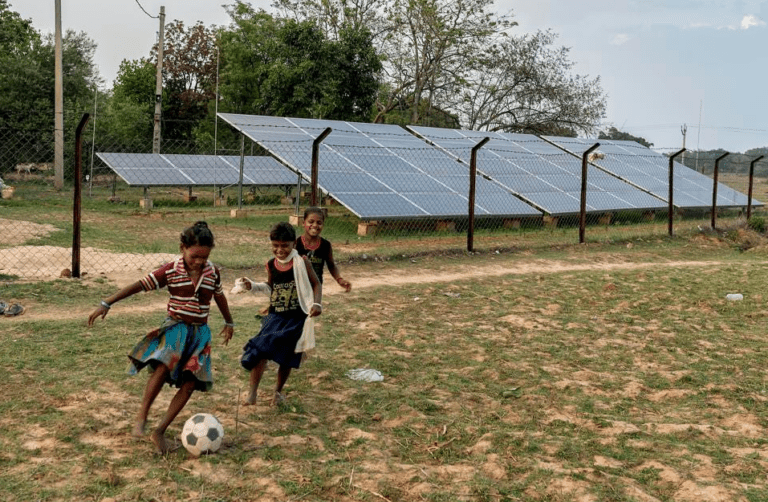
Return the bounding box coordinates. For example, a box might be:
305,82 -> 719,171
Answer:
181,413 -> 224,456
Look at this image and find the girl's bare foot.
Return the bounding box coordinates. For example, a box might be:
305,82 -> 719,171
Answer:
150,430 -> 169,454
270,391 -> 286,407
243,392 -> 257,406
132,420 -> 147,437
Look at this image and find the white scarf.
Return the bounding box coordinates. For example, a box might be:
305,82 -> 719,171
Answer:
276,249 -> 315,355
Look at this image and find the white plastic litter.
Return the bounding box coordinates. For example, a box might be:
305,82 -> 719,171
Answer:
725,293 -> 743,301
346,368 -> 384,382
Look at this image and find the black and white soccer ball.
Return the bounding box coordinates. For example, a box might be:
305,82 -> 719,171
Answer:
181,413 -> 224,456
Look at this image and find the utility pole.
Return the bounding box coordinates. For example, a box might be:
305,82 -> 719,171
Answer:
152,6 -> 165,154
680,124 -> 687,167
54,0 -> 63,189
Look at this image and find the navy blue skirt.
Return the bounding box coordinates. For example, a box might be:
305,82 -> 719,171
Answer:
241,313 -> 305,370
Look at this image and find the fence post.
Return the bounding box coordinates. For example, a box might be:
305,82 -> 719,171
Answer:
294,173 -> 302,217
711,152 -> 729,229
747,155 -> 763,220
311,127 -> 332,206
668,149 -> 686,236
72,113 -> 90,279
468,137 -> 490,252
579,143 -> 600,244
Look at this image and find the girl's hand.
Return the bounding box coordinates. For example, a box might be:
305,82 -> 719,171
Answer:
337,277 -> 352,292
220,325 -> 234,346
87,305 -> 109,326
310,303 -> 322,317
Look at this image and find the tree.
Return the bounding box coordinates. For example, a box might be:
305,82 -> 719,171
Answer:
151,20 -> 218,144
0,0 -> 46,134
377,0 -> 513,124
272,0 -> 389,41
599,126 -> 653,148
218,3 -> 381,121
1,1 -> 99,172
457,30 -> 606,136
99,59 -> 156,150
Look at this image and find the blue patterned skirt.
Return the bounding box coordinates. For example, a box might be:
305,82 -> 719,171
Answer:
241,313 -> 305,370
128,317 -> 213,392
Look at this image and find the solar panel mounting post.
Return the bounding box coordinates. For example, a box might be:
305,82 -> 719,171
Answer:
747,155 -> 764,220
579,143 -> 600,244
311,128 -> 332,206
238,133 -> 245,210
667,149 -> 686,236
468,137 -> 490,252
711,152 -> 729,229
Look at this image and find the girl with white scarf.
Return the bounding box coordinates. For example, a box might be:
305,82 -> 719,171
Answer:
239,222 -> 322,406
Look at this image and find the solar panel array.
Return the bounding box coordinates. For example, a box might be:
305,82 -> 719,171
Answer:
543,136 -> 762,209
96,153 -> 297,187
218,113 -> 542,220
409,126 -> 667,216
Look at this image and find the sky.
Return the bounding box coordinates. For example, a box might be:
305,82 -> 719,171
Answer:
10,0 -> 768,153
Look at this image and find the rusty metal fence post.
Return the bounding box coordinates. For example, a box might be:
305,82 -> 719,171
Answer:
667,149 -> 686,236
467,137 -> 490,252
72,113 -> 90,278
711,152 -> 729,229
579,143 -> 600,244
311,128 -> 332,207
747,155 -> 764,220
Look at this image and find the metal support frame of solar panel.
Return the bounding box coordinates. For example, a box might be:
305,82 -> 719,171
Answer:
96,153 -> 297,187
408,126 -> 667,216
542,136 -> 762,209
218,113 -> 541,220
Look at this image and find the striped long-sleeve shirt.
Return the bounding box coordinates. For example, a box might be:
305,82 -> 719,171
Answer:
140,258 -> 223,324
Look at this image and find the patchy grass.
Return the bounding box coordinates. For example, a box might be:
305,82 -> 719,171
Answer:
2,238 -> 768,501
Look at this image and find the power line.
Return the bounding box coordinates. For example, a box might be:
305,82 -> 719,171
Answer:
134,0 -> 158,19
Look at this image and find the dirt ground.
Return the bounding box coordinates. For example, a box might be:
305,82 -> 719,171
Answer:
5,217 -> 766,501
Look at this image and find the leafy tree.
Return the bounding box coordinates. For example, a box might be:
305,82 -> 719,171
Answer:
272,0 -> 388,41
1,1 -> 99,172
151,20 -> 218,144
219,3 -> 380,121
0,0 -> 46,134
457,30 -> 605,135
598,126 -> 653,148
377,0 -> 512,124
98,59 -> 156,150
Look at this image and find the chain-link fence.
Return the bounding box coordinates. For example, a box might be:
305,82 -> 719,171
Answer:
1,117 -> 765,282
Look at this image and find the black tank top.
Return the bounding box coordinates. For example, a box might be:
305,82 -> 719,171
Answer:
267,259 -> 303,317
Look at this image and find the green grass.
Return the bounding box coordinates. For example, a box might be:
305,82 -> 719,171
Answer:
3,174 -> 768,500
2,240 -> 768,500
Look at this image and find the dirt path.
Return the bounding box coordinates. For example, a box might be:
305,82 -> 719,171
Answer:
4,257 -> 730,323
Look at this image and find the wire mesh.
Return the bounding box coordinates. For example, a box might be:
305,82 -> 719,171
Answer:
1,119 -> 765,282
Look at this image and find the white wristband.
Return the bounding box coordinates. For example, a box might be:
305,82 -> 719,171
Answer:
312,303 -> 322,308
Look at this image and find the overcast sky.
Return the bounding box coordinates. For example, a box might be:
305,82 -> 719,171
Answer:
10,0 -> 768,153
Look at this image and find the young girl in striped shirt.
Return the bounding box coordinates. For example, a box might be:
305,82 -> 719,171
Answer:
87,221 -> 235,454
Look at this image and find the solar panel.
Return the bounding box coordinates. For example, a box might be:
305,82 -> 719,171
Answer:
218,113 -> 542,220
96,153 -> 296,187
409,126 -> 668,216
542,136 -> 762,209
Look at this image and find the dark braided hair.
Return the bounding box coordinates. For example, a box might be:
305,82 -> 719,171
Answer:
180,221 -> 215,248
269,221 -> 296,242
303,206 -> 325,220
